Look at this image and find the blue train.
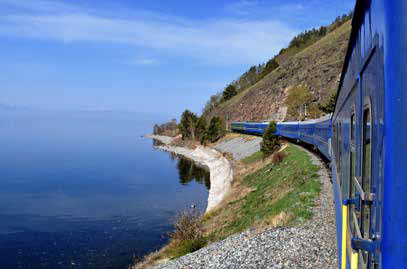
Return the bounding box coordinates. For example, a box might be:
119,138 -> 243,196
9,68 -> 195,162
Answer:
231,1 -> 407,268
231,115 -> 332,160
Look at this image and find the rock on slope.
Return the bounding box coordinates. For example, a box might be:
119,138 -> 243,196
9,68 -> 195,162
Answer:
206,21 -> 351,123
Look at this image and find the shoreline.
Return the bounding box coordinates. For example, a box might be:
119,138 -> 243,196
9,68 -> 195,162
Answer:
147,134 -> 233,213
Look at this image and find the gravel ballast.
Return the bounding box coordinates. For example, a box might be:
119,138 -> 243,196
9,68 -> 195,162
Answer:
154,145 -> 338,269
214,137 -> 262,160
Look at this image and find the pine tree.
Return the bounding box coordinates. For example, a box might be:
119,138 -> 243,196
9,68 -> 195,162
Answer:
207,117 -> 225,142
195,115 -> 207,141
179,110 -> 198,140
260,121 -> 280,157
222,84 -> 238,101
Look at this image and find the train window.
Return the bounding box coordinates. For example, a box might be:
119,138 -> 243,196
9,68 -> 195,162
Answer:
349,112 -> 357,236
362,108 -> 372,236
361,107 -> 372,265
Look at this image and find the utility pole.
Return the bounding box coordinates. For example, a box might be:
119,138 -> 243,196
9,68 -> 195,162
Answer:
225,115 -> 229,131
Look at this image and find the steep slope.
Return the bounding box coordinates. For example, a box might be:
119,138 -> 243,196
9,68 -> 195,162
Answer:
206,21 -> 351,123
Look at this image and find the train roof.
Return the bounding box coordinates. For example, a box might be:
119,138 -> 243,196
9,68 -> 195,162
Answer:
277,121 -> 298,125
302,114 -> 332,124
278,114 -> 331,125
232,114 -> 331,125
231,121 -> 269,124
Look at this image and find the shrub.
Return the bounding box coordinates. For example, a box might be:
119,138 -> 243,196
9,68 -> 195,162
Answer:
261,121 -> 281,157
318,92 -> 337,114
168,209 -> 203,242
223,84 -> 238,101
206,116 -> 226,143
272,151 -> 288,165
285,85 -> 312,120
308,103 -> 322,119
166,209 -> 207,259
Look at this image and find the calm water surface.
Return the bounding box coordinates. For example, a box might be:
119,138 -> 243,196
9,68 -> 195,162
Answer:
0,110 -> 209,268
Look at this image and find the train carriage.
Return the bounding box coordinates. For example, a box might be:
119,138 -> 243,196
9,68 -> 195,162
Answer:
275,121 -> 299,139
313,115 -> 332,160
298,120 -> 316,147
331,0 -> 407,268
230,121 -> 269,134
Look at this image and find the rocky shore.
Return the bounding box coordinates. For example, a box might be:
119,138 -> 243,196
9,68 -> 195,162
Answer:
148,135 -> 233,213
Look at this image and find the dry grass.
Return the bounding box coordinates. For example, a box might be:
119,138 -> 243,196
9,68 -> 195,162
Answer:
171,137 -> 200,149
272,151 -> 288,165
133,210 -> 206,269
168,210 -> 203,243
131,246 -> 171,269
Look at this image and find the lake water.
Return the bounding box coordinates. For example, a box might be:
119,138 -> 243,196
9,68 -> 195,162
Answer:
0,110 -> 209,269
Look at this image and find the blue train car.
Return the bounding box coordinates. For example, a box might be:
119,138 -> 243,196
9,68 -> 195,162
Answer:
313,115 -> 332,160
230,122 -> 245,132
276,117 -> 332,161
244,122 -> 268,134
275,121 -> 299,139
230,121 -> 268,135
331,1 -> 407,268
298,120 -> 315,146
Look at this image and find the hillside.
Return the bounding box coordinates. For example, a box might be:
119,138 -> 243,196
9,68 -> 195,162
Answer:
205,20 -> 351,123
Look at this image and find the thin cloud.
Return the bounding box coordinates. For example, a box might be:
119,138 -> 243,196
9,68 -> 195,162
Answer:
0,0 -> 80,14
126,58 -> 159,66
0,0 -> 298,65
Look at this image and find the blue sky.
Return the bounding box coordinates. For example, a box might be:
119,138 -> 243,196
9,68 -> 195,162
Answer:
0,0 -> 355,118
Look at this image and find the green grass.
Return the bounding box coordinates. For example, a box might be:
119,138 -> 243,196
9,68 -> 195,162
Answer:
241,150 -> 264,164
164,238 -> 207,260
208,144 -> 321,239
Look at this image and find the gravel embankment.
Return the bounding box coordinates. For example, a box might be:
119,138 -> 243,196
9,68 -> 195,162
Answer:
214,137 -> 262,160
154,145 -> 338,269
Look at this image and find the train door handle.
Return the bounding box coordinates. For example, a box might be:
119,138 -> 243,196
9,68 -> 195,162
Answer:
351,237 -> 379,254
353,177 -> 375,202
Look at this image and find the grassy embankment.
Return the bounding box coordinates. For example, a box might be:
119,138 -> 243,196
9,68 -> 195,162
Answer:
135,143 -> 322,268
202,144 -> 321,241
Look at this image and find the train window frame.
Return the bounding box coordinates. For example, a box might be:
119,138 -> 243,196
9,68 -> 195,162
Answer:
360,99 -> 373,267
